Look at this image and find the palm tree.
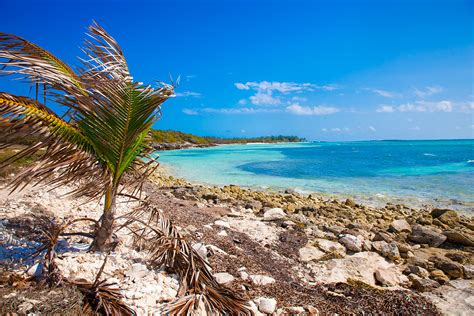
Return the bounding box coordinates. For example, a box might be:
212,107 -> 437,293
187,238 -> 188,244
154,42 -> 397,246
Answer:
0,22 -> 173,250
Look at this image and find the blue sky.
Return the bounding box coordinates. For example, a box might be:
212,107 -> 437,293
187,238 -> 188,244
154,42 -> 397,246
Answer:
1,0 -> 473,141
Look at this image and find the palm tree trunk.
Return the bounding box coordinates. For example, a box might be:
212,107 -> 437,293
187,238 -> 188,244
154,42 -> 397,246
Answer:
91,186 -> 117,251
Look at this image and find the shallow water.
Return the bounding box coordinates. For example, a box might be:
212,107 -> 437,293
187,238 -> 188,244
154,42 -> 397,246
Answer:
155,140 -> 474,211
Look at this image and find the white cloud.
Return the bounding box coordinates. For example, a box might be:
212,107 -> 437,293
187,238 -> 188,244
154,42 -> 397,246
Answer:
292,96 -> 307,102
249,92 -> 281,106
235,83 -> 250,90
411,126 -> 421,131
235,81 -> 338,94
398,100 -> 452,112
321,128 -> 328,132
376,105 -> 395,113
182,108 -> 198,115
414,86 -> 444,98
201,107 -> 280,114
238,99 -> 247,105
175,91 -> 202,98
369,126 -> 376,132
331,127 -> 342,132
286,104 -> 340,116
371,89 -> 399,98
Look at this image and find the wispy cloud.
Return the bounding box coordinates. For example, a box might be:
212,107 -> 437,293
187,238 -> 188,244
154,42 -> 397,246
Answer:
182,108 -> 199,115
377,100 -> 454,113
376,105 -> 395,113
175,91 -> 202,98
398,100 -> 452,112
368,126 -> 376,132
235,81 -> 338,106
182,107 -> 281,115
286,104 -> 340,116
414,86 -> 444,98
249,92 -> 280,106
370,89 -> 400,98
235,81 -> 324,93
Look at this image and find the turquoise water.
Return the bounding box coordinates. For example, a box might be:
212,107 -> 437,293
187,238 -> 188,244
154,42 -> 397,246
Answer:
156,140 -> 474,210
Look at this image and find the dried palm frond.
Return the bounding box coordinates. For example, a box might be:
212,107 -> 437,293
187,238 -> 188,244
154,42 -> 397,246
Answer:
121,205 -> 252,315
73,257 -> 136,316
26,215 -> 97,286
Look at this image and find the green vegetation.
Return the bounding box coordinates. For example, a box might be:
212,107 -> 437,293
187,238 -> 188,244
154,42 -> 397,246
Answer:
0,147 -> 42,178
151,129 -> 305,145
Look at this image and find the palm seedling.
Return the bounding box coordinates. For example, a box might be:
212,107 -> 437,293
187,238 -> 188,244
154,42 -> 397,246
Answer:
0,22 -> 173,251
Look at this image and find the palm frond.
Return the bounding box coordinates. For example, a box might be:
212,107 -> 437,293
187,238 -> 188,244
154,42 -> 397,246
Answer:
0,92 -> 110,197
122,205 -> 252,315
0,32 -> 84,95
73,257 -> 136,316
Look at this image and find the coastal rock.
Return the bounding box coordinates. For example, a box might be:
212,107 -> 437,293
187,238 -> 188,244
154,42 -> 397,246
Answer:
404,265 -> 430,278
214,272 -> 235,284
463,265 -> 474,279
338,235 -> 363,252
126,263 -> 148,279
422,280 -> 474,316
446,252 -> 469,264
430,269 -> 450,284
409,274 -> 440,292
443,230 -> 474,247
249,275 -> 276,286
389,219 -> 412,233
299,245 -> 325,262
287,306 -> 306,314
263,208 -> 286,221
192,243 -> 208,259
214,220 -> 230,229
375,268 -> 409,286
372,241 -> 400,261
307,252 -> 404,286
409,225 -> 446,247
226,218 -> 279,244
315,238 -> 346,257
431,209 -> 460,226
373,231 -> 393,243
433,257 -> 464,279
256,297 -> 277,314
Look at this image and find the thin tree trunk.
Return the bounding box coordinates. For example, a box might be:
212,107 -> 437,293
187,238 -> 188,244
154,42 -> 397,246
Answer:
91,186 -> 117,251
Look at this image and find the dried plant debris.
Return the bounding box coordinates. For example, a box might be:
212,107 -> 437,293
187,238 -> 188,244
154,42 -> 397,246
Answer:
122,204 -> 252,315
0,270 -> 86,315
73,257 -> 136,316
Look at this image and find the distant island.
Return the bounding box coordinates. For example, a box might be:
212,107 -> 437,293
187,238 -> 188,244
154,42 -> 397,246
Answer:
151,129 -> 306,150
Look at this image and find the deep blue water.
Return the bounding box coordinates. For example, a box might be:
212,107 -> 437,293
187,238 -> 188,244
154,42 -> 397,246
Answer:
157,140 -> 474,210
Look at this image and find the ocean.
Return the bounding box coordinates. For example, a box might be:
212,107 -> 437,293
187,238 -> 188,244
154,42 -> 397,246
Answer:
156,139 -> 474,211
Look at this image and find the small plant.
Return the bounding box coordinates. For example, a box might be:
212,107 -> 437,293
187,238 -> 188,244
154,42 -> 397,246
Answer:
0,21 -> 173,251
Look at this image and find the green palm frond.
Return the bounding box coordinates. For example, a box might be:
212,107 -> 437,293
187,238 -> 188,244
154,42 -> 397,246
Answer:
0,21 -> 174,250
0,92 -> 109,196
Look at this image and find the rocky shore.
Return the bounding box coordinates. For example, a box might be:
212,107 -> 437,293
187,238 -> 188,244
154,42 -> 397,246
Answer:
1,169 -> 473,315
152,142 -> 215,151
